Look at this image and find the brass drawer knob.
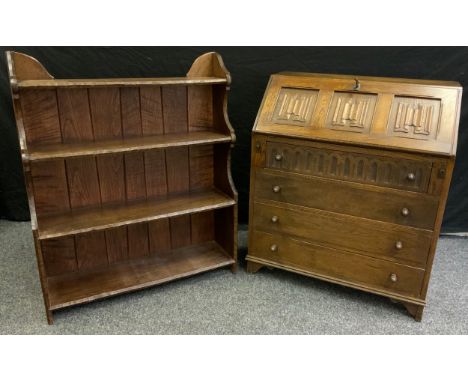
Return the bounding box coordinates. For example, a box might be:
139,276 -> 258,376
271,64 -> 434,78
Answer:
272,185 -> 281,193
390,273 -> 398,282
395,241 -> 403,250
401,207 -> 410,217
270,244 -> 278,252
275,153 -> 283,161
407,172 -> 416,181
255,142 -> 261,150
271,215 -> 279,223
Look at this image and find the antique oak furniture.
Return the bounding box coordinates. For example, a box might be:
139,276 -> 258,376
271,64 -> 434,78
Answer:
247,72 -> 461,321
7,51 -> 237,324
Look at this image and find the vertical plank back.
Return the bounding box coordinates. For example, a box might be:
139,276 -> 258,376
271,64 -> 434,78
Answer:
121,87 -> 149,259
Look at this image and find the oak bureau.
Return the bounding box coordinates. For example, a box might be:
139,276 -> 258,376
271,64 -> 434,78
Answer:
246,72 -> 461,320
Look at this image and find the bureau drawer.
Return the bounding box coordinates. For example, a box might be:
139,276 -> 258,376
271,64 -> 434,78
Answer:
266,141 -> 432,193
250,230 -> 425,299
254,169 -> 439,230
252,202 -> 432,267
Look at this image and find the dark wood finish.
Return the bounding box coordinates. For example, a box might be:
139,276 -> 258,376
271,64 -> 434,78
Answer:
37,186 -> 234,241
25,132 -> 232,162
266,141 -> 433,193
255,168 -> 439,230
47,241 -> 234,310
250,230 -> 425,299
30,160 -> 70,215
17,77 -> 228,89
402,301 -> 424,322
105,227 -> 128,264
247,72 -> 461,321
57,88 -> 94,143
41,237 -> 77,276
252,201 -> 432,267
75,231 -> 108,270
254,72 -> 461,156
20,89 -> 62,146
7,51 -> 237,323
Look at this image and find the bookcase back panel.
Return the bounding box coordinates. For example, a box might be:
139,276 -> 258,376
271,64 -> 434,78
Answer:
20,85 -> 215,148
34,141 -> 217,261
188,85 -> 213,130
41,210 -> 215,277
33,142 -> 218,279
20,82 -> 231,282
30,151 -> 218,213
57,88 -> 94,143
32,145 -> 220,217
20,89 -> 62,146
30,160 -> 70,215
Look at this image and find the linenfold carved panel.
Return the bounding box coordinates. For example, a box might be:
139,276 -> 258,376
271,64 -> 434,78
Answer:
388,96 -> 441,140
325,92 -> 377,133
266,142 -> 431,193
272,88 -> 318,126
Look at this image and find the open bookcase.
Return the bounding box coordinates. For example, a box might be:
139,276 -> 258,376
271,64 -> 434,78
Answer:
7,51 -> 238,324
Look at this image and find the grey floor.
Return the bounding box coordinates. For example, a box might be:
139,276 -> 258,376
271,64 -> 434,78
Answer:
0,219 -> 467,334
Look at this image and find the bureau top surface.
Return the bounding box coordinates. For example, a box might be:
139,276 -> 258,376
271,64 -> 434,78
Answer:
254,72 -> 462,156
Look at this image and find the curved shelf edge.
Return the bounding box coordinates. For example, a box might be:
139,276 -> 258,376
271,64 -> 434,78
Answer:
37,189 -> 236,240
26,131 -> 233,162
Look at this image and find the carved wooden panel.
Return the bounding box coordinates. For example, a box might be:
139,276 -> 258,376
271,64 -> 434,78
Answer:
325,92 -> 377,133
266,142 -> 432,192
388,96 -> 441,140
272,88 -> 318,126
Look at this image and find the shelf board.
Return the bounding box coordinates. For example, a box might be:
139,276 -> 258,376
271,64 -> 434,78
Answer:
27,131 -> 232,161
48,241 -> 234,310
38,189 -> 235,240
17,76 -> 227,89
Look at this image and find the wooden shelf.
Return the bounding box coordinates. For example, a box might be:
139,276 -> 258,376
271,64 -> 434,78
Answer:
38,189 -> 235,240
9,50 -> 237,323
17,76 -> 228,89
27,131 -> 232,162
47,241 -> 234,310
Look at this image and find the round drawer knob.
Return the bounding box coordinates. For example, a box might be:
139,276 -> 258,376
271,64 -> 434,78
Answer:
407,172 -> 416,181
255,142 -> 261,149
275,154 -> 283,161
395,241 -> 403,250
390,273 -> 398,282
271,215 -> 279,223
401,207 -> 410,217
270,244 -> 278,252
273,185 -> 281,193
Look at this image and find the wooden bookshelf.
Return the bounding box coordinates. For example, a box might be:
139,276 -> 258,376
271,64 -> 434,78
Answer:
7,50 -> 238,324
38,189 -> 235,240
48,241 -> 234,310
17,76 -> 228,89
27,131 -> 232,161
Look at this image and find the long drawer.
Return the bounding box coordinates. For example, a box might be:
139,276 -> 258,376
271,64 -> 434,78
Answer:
254,169 -> 439,230
266,140 -> 433,193
250,230 -> 425,299
252,201 -> 432,267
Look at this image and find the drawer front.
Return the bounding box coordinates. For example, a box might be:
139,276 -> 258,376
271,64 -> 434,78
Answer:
252,202 -> 432,267
266,141 -> 432,193
250,230 -> 425,298
254,169 -> 439,230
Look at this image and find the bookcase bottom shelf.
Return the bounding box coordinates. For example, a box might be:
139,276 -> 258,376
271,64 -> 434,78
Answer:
47,241 -> 234,310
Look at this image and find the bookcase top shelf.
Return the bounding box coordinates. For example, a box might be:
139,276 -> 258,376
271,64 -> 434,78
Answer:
17,76 -> 228,89
26,131 -> 233,162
